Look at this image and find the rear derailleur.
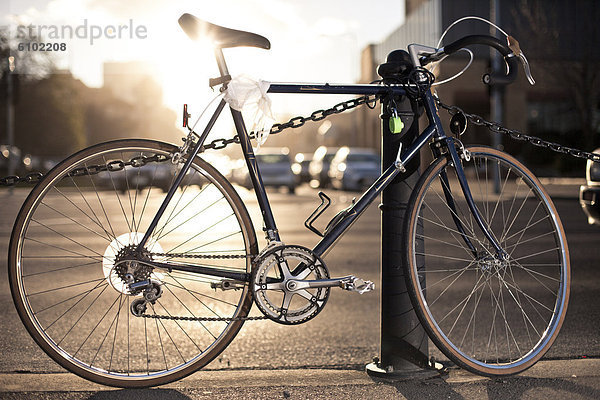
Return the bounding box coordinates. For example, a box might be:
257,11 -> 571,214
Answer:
130,279 -> 163,317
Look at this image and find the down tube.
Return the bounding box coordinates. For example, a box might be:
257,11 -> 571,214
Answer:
312,124 -> 436,257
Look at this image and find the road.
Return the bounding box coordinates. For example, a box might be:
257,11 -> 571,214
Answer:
0,182 -> 598,382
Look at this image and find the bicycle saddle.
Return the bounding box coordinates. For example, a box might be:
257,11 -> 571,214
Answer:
178,13 -> 271,50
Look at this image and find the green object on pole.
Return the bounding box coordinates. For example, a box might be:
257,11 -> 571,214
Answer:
389,115 -> 405,134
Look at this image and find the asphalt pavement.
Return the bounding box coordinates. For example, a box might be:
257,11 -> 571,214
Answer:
0,181 -> 598,399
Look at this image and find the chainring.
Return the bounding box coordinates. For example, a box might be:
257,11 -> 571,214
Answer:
251,245 -> 330,325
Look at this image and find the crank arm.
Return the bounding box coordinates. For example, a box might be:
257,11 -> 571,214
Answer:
284,275 -> 375,294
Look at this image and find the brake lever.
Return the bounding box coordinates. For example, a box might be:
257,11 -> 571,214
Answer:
518,53 -> 535,85
507,36 -> 535,85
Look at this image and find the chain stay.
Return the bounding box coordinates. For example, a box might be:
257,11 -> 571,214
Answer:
435,97 -> 600,164
142,251 -> 264,322
149,252 -> 252,260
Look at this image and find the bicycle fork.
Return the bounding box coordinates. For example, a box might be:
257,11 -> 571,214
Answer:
441,139 -> 507,260
421,87 -> 506,260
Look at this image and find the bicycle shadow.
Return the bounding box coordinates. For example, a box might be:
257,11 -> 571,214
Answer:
377,372 -> 600,399
86,389 -> 192,400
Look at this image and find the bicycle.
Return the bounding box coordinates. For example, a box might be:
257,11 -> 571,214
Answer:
8,13 -> 570,387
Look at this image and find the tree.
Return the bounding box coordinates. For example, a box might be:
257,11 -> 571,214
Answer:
1,27 -> 87,157
1,25 -> 180,160
0,24 -> 55,80
14,74 -> 86,156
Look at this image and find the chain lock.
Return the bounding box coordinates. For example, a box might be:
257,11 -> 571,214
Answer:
2,95 -> 378,187
4,93 -> 599,187
435,96 -> 600,164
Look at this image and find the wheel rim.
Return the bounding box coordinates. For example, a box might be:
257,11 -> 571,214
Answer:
409,148 -> 569,373
12,142 -> 254,383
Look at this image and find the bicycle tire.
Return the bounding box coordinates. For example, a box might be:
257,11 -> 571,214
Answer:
9,139 -> 258,387
403,146 -> 570,376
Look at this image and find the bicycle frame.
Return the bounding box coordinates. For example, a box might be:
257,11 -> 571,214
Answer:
136,47 -> 505,280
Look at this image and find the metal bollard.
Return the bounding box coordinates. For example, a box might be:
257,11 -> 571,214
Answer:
366,93 -> 432,377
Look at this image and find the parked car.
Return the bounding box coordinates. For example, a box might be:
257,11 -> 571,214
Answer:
579,148 -> 600,225
291,152 -> 312,184
328,147 -> 381,191
233,148 -> 296,193
308,146 -> 339,188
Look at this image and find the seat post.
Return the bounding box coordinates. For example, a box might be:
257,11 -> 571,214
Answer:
214,47 -> 230,77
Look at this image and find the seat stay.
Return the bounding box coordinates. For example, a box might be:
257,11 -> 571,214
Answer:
136,99 -> 228,252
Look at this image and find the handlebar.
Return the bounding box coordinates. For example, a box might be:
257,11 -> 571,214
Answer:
424,34 -> 519,86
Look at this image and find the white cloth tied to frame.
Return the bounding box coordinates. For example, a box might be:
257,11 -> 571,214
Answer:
223,75 -> 274,147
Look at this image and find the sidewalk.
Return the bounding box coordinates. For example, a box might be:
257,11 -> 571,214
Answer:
1,358 -> 598,399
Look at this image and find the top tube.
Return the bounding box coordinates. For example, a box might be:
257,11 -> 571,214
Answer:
267,83 -> 407,97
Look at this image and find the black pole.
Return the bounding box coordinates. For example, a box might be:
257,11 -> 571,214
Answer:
367,91 -> 430,376
490,0 -> 503,193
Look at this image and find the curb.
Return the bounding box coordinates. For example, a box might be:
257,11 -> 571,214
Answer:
1,358 -> 598,392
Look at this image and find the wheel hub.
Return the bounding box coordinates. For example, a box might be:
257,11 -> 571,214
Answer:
476,253 -> 509,273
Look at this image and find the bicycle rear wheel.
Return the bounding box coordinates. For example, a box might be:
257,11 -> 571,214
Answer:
9,139 -> 258,387
403,146 -> 569,376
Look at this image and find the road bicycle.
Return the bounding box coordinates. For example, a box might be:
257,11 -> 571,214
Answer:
8,13 -> 570,387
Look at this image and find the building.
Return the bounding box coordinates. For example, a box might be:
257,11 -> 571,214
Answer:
359,0 -> 600,174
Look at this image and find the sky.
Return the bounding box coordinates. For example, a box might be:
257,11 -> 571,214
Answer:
3,0 -> 406,118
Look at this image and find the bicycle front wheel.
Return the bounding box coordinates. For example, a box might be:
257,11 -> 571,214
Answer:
9,139 -> 258,387
404,146 -> 569,376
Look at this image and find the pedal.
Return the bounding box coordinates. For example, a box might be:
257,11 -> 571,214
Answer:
340,276 -> 375,294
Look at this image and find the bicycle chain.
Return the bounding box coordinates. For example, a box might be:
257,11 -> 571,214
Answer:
11,93 -> 598,321
140,313 -> 267,322
435,97 -> 600,164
